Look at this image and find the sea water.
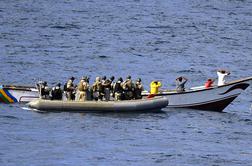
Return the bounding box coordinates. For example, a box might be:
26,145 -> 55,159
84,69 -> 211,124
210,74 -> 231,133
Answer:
0,0 -> 252,165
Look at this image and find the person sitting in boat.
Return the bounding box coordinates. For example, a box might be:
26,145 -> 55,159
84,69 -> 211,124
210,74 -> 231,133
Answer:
205,78 -> 214,88
41,81 -> 50,99
92,77 -> 103,101
176,76 -> 187,92
102,76 -> 115,101
122,75 -> 135,100
77,76 -> 89,101
100,76 -> 107,100
51,83 -> 63,100
150,80 -> 162,95
217,69 -> 230,86
114,77 -> 124,101
64,76 -> 75,101
109,76 -> 115,98
134,78 -> 144,99
85,76 -> 93,101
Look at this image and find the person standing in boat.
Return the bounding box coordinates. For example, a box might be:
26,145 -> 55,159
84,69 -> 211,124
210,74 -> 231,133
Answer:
134,78 -> 144,99
176,76 -> 188,92
65,77 -> 75,100
217,69 -> 230,86
150,80 -> 162,95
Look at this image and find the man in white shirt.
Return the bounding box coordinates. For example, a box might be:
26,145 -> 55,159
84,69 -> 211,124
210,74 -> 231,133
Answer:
217,70 -> 230,86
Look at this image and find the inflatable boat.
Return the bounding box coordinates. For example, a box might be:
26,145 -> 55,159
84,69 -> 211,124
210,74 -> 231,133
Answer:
28,96 -> 169,113
142,77 -> 252,112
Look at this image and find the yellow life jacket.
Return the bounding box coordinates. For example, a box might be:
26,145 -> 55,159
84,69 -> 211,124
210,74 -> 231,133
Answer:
150,81 -> 162,94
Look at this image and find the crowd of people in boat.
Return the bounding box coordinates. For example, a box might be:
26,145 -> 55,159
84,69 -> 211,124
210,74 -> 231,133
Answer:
38,75 -> 144,101
38,69 -> 230,101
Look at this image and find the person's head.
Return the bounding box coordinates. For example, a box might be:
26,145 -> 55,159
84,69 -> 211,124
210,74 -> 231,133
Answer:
82,76 -> 88,81
43,81 -> 47,86
118,77 -> 123,82
137,78 -> 141,82
57,83 -> 61,87
110,76 -> 115,81
154,81 -> 158,84
218,69 -> 229,74
207,78 -> 212,82
127,75 -> 131,80
177,77 -> 182,82
96,77 -> 101,82
70,76 -> 75,81
102,76 -> 106,80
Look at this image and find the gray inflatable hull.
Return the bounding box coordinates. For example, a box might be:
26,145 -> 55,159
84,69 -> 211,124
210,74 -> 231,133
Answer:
28,97 -> 168,112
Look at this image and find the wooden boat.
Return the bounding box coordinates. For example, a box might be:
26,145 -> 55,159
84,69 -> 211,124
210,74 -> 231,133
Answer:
0,85 -> 39,103
27,97 -> 168,112
142,77 -> 252,112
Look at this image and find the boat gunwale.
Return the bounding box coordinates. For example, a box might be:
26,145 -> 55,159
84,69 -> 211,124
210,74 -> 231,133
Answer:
2,85 -> 37,91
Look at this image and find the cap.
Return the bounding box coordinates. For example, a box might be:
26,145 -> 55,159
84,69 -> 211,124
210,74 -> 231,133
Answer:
81,76 -> 88,81
118,77 -> 123,82
110,76 -> 115,81
96,77 -> 101,82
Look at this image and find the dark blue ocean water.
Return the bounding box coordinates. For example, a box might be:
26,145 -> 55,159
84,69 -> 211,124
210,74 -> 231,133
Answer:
1,0 -> 252,165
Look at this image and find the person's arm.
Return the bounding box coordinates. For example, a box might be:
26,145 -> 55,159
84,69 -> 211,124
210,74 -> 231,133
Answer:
182,77 -> 188,84
150,81 -> 157,86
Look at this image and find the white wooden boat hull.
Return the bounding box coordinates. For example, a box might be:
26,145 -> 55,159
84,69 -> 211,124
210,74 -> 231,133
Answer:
142,77 -> 252,112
